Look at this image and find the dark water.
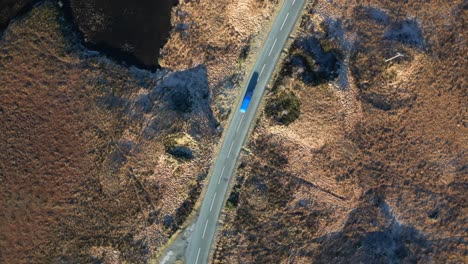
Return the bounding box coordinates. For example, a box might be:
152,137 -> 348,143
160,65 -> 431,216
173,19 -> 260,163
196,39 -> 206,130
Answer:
0,0 -> 37,29
65,0 -> 178,70
1,0 -> 176,70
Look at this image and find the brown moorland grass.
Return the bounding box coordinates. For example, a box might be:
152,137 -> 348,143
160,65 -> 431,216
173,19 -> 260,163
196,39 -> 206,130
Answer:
215,0 -> 467,263
0,2 -> 217,262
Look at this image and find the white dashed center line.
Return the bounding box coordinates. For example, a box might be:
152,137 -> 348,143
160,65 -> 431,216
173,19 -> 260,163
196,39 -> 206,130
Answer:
236,114 -> 245,132
210,193 -> 217,212
195,248 -> 201,264
218,166 -> 225,184
259,64 -> 266,78
292,0 -> 296,5
268,38 -> 277,56
227,141 -> 235,157
202,219 -> 209,239
280,12 -> 289,31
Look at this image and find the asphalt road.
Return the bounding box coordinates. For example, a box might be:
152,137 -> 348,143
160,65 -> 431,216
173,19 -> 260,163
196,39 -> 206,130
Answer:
185,0 -> 306,263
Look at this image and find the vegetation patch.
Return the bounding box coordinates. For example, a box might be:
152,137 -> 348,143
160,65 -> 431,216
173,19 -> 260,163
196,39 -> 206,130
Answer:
289,37 -> 342,86
384,19 -> 425,49
163,132 -> 197,160
173,182 -> 202,231
170,87 -> 193,113
353,6 -> 390,26
226,176 -> 243,210
265,90 -> 301,125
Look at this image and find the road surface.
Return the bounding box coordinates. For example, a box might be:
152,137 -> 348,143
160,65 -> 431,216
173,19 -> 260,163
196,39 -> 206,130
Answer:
185,0 -> 306,263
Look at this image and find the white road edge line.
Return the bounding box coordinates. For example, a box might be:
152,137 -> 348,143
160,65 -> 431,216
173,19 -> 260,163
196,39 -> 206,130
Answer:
195,248 -> 201,264
292,0 -> 296,6
236,114 -> 245,132
202,219 -> 209,239
218,166 -> 225,184
210,193 -> 217,212
268,38 -> 278,56
280,12 -> 289,31
259,64 -> 266,78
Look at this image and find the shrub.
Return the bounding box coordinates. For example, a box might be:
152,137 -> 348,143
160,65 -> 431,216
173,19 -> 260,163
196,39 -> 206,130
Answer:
265,90 -> 301,125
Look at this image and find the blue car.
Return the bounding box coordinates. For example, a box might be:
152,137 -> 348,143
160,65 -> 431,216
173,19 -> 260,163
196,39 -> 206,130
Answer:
240,92 -> 252,113
240,72 -> 259,113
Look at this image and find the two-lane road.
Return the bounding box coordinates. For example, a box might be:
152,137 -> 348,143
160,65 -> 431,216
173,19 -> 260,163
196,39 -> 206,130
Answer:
185,0 -> 306,263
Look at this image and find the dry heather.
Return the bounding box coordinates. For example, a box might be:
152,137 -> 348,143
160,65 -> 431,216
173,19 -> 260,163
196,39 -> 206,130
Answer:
215,0 -> 466,263
160,0 -> 277,87
159,0 -> 282,125
0,0 -> 286,262
0,2 -> 218,263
